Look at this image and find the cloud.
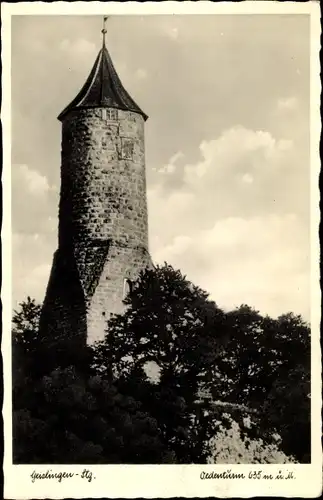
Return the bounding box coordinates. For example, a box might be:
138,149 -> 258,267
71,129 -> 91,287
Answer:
135,68 -> 148,80
10,166 -> 57,306
241,173 -> 254,184
151,214 -> 309,319
12,163 -> 58,236
13,164 -> 52,197
150,126 -> 301,226
157,151 -> 184,174
148,126 -> 309,319
167,27 -> 179,40
184,126 -> 293,186
276,96 -> 299,112
12,233 -> 54,307
161,24 -> 179,41
59,38 -> 96,58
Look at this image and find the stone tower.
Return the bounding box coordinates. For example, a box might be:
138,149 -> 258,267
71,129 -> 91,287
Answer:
40,27 -> 152,345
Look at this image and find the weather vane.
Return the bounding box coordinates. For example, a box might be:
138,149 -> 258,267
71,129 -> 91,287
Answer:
102,16 -> 109,47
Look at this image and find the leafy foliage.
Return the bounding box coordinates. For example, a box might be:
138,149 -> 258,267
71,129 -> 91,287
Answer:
14,366 -> 172,464
210,306 -> 310,462
12,296 -> 42,336
12,299 -> 171,464
12,264 -> 310,464
92,264 -> 228,462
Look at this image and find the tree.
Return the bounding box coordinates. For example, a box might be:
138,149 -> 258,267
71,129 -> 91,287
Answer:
13,295 -> 93,383
12,296 -> 42,337
14,365 -> 172,464
12,299 -> 173,464
259,313 -> 310,463
12,273 -> 310,464
94,264 -> 227,390
93,264 -> 228,462
210,307 -> 310,462
210,305 -> 266,405
12,298 -> 43,401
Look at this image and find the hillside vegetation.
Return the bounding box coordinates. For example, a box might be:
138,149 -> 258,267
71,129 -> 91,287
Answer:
12,265 -> 310,464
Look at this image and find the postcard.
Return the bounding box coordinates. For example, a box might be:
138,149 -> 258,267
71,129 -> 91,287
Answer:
2,1 -> 321,498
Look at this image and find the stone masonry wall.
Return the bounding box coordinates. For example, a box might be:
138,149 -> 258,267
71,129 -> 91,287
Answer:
41,107 -> 152,345
59,108 -> 148,250
87,243 -> 152,344
39,248 -> 87,348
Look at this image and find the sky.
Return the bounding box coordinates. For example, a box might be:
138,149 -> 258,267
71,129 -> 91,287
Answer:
11,14 -> 311,320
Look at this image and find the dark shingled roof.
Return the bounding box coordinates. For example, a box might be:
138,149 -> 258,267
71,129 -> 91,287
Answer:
58,44 -> 148,121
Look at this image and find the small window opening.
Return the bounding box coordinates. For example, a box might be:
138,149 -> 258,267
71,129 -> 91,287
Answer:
120,138 -> 134,160
123,278 -> 132,299
108,108 -> 118,121
101,108 -> 118,121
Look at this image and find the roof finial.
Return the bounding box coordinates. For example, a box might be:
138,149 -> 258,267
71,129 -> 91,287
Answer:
102,16 -> 109,47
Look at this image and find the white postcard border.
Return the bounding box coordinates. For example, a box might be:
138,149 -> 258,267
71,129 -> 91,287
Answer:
2,2 -> 322,498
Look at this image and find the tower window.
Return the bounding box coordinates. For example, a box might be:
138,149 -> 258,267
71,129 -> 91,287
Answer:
120,138 -> 134,160
123,278 -> 132,299
101,108 -> 118,121
109,109 -> 118,121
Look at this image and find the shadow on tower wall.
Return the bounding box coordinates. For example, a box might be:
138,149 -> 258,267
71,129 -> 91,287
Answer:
39,246 -> 88,365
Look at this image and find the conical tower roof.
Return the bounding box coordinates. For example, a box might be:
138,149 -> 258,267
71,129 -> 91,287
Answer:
58,40 -> 148,122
